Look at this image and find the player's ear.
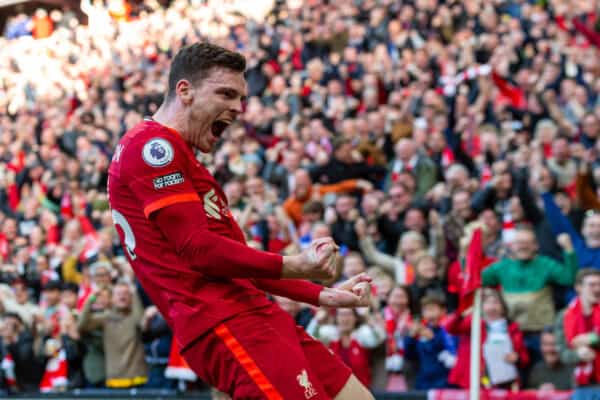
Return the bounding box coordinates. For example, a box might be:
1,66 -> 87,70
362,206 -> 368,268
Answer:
176,79 -> 194,105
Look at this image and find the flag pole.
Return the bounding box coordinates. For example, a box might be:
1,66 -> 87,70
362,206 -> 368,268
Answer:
469,288 -> 482,400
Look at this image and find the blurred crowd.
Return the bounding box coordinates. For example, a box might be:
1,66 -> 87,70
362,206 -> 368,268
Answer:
2,0 -> 600,395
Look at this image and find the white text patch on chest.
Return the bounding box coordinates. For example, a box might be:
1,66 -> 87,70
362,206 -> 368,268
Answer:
153,172 -> 184,189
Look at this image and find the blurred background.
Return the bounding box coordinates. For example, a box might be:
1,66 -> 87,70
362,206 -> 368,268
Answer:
1,0 -> 600,399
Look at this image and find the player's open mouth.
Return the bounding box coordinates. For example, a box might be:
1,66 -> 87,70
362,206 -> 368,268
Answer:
211,120 -> 231,139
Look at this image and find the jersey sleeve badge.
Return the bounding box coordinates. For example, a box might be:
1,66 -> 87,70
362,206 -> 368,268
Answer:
142,138 -> 174,167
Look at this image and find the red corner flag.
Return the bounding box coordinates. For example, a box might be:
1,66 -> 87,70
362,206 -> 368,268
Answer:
458,228 -> 484,312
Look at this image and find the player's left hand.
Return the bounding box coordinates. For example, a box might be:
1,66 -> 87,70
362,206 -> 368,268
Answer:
318,273 -> 372,308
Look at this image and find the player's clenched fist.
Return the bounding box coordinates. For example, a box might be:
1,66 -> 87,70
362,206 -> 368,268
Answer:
282,237 -> 339,280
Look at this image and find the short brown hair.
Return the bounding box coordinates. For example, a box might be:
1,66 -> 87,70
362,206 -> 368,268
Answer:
166,42 -> 246,100
575,268 -> 600,286
302,200 -> 324,215
420,292 -> 446,308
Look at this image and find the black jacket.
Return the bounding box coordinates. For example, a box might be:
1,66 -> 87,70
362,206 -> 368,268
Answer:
310,158 -> 387,185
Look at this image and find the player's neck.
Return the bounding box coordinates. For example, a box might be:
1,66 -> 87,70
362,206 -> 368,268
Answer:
152,103 -> 187,139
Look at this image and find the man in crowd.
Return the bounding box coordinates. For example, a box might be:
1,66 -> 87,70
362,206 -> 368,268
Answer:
556,269 -> 600,388
542,194 -> 600,270
482,228 -> 577,362
78,282 -> 147,388
527,328 -> 573,390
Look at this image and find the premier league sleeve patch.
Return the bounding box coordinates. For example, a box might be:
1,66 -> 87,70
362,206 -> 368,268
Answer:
142,138 -> 174,167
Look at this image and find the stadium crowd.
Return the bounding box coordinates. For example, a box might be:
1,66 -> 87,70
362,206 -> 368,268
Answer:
1,0 -> 600,395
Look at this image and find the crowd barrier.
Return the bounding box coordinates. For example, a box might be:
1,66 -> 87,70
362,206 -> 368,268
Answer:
428,389 -> 573,400
6,388 -> 600,399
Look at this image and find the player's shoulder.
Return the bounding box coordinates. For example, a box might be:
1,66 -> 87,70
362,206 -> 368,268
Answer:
123,119 -> 188,156
114,119 -> 193,174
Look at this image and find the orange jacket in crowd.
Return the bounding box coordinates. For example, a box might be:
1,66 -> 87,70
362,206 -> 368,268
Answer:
283,179 -> 360,226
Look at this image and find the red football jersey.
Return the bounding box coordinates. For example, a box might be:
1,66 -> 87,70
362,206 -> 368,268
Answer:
107,119 -> 318,349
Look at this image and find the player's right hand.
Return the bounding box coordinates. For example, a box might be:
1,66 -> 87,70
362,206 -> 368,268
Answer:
318,273 -> 373,308
282,237 -> 339,280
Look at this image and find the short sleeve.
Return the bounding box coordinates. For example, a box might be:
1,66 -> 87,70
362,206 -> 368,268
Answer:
123,133 -> 200,218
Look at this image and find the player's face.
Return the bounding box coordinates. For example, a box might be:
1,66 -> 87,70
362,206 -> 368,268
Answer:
186,68 -> 247,153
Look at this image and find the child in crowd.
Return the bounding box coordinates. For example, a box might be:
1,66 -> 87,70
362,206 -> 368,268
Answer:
444,289 -> 529,389
404,295 -> 456,390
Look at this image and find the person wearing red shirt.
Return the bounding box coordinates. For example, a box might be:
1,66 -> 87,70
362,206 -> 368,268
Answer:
443,289 -> 529,389
107,42 -> 374,400
328,308 -> 385,388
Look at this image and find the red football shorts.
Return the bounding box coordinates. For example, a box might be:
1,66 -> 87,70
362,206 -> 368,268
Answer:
181,304 -> 352,399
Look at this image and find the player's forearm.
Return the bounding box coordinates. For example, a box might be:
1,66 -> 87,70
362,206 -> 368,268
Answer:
254,278 -> 324,306
178,230 -> 283,278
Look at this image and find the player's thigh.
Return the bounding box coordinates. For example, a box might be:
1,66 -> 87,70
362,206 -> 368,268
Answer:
183,309 -> 331,400
333,374 -> 375,400
296,326 -> 356,399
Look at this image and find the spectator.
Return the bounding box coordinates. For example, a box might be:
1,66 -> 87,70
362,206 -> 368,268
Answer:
542,192 -> 600,270
263,146 -> 301,201
308,308 -> 385,388
356,220 -> 427,286
548,137 -> 577,191
309,136 -> 386,186
527,328 -> 573,391
408,254 -> 447,315
404,295 -> 455,390
382,285 -> 412,390
78,282 -> 147,388
442,189 -> 475,263
375,183 -> 414,254
560,269 -> 600,387
444,289 -> 529,389
40,307 -> 84,391
385,138 -> 437,199
31,9 -> 53,39
0,280 -> 41,328
329,309 -> 385,388
0,313 -> 45,391
341,252 -> 367,279
471,160 -> 514,218
282,168 -> 368,227
60,283 -> 79,312
77,286 -> 110,388
326,195 -> 363,251
40,280 -> 64,338
482,228 -> 577,363
576,155 -> 600,212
